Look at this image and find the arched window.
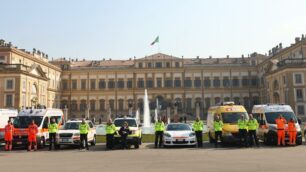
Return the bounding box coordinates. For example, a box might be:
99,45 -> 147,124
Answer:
80,100 -> 86,111
118,99 -> 124,111
99,99 -> 105,111
71,100 -> 77,111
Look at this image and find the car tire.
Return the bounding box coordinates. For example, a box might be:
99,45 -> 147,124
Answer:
296,137 -> 302,145
91,135 -> 96,146
38,137 -> 46,148
134,143 -> 139,149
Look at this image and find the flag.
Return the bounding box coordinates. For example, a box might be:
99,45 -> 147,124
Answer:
151,36 -> 159,45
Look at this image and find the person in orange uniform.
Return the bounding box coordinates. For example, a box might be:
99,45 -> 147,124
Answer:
28,120 -> 39,151
4,120 -> 14,151
288,118 -> 297,145
275,114 -> 287,146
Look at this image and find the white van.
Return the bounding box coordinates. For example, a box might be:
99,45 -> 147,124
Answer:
13,108 -> 64,148
252,104 -> 302,145
0,109 -> 18,144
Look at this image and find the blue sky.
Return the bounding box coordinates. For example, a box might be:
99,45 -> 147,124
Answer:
1,0 -> 306,60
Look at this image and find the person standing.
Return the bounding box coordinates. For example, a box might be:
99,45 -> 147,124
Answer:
192,117 -> 203,147
4,120 -> 14,151
48,118 -> 58,151
154,117 -> 165,148
79,119 -> 90,150
247,114 -> 259,147
238,115 -> 248,147
214,115 -> 223,148
119,121 -> 131,149
275,114 -> 287,146
288,118 -> 297,145
28,120 -> 39,151
105,119 -> 116,150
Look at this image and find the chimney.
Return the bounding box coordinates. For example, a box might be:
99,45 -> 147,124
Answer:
241,54 -> 244,58
302,34 -> 305,40
196,56 -> 199,59
295,37 -> 300,43
209,56 -> 212,59
109,58 -> 112,61
83,59 -> 85,61
226,55 -> 229,58
279,43 -> 282,49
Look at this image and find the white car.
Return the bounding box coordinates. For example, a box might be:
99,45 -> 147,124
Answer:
57,120 -> 96,148
163,123 -> 196,147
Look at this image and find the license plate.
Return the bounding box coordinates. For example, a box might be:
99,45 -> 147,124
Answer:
61,138 -> 70,142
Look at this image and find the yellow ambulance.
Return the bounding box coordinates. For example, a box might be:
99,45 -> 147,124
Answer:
207,102 -> 248,144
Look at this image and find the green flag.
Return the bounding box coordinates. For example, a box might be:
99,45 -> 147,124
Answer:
151,36 -> 159,45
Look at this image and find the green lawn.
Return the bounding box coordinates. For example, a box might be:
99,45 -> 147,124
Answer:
96,133 -> 208,143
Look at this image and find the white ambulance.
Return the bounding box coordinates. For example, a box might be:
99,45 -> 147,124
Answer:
252,104 -> 302,145
0,109 -> 18,144
13,108 -> 64,148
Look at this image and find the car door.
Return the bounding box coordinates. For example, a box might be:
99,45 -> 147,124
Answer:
88,122 -> 94,141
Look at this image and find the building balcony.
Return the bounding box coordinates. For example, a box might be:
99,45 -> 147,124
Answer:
277,58 -> 306,67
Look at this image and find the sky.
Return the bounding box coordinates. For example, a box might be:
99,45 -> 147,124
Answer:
1,0 -> 306,60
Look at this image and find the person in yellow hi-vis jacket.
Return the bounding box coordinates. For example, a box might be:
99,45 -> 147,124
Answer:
214,115 -> 223,148
154,117 -> 165,148
192,117 -> 204,147
238,115 -> 248,147
79,119 -> 90,150
247,114 -> 259,147
48,118 -> 58,151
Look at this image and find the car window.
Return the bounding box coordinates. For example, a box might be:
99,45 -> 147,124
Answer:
88,122 -> 94,128
166,124 -> 191,131
114,119 -> 137,127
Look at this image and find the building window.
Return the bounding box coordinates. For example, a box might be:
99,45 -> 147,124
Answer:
90,79 -> 96,90
166,62 -> 171,68
99,80 -> 106,89
174,78 -> 181,88
71,100 -> 77,111
294,73 -> 303,84
232,77 -> 239,87
175,62 -> 180,68
184,78 -> 192,88
283,76 -> 287,85
6,79 -> 14,90
242,77 -> 249,86
164,79 -> 172,88
297,105 -> 305,115
156,78 -> 162,88
204,78 -> 211,88
147,62 -> 152,68
155,62 -> 162,68
138,62 -> 143,68
213,77 -> 220,87
223,77 -> 230,88
80,100 -> 87,111
296,89 -> 304,101
99,99 -> 105,111
127,79 -> 133,88
234,97 -> 240,105
5,94 -> 13,107
204,98 -> 211,109
81,79 -> 86,90
118,99 -> 124,111
194,77 -> 201,88
90,100 -> 95,111
108,80 -> 115,89
72,80 -> 77,90
117,80 -> 125,89
62,80 -> 68,90
251,77 -> 258,87
146,79 -> 153,88
137,78 -> 144,88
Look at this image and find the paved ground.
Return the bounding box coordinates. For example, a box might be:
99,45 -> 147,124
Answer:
1,142 -> 306,172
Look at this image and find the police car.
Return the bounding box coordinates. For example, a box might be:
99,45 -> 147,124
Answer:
57,119 -> 96,148
113,117 -> 142,149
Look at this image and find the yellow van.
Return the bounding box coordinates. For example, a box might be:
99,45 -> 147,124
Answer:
207,102 -> 248,144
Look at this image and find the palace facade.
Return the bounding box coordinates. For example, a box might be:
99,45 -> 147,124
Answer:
0,35 -> 306,121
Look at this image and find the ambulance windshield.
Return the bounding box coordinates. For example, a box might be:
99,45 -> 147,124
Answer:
13,116 -> 43,128
265,112 -> 297,124
221,112 -> 248,123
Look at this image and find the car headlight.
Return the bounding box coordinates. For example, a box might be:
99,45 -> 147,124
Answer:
189,133 -> 195,137
164,133 -> 171,137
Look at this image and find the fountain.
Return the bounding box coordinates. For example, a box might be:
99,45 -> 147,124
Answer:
135,109 -> 140,123
142,89 -> 154,134
154,109 -> 158,123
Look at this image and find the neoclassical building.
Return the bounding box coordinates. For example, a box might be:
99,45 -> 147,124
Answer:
0,35 -> 306,121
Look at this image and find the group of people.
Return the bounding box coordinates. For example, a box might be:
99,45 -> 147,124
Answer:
3,118 -> 91,151
105,119 -> 132,150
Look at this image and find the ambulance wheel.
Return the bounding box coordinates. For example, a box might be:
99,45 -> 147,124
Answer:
91,136 -> 96,146
134,143 -> 139,149
296,138 -> 302,145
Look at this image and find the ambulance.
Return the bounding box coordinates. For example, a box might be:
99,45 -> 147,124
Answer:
0,109 -> 18,144
207,102 -> 249,144
13,108 -> 64,148
252,104 -> 302,145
